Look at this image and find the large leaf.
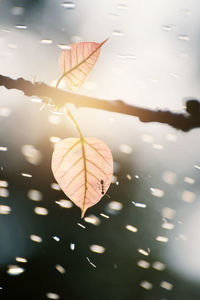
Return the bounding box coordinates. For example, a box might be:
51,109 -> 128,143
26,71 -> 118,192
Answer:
57,39 -> 108,90
51,137 -> 113,217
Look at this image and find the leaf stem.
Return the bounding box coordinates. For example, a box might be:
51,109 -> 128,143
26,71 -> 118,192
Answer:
65,106 -> 88,218
66,107 -> 84,140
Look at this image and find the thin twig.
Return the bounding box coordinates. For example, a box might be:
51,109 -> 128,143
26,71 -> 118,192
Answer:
0,74 -> 200,132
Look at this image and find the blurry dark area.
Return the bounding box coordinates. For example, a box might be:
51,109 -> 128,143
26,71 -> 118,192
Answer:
1,0 -> 200,300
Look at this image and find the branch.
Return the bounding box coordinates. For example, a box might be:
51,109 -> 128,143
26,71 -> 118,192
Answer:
0,74 -> 200,132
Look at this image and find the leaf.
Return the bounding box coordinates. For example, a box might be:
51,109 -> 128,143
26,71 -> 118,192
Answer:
51,137 -> 113,218
57,39 -> 108,90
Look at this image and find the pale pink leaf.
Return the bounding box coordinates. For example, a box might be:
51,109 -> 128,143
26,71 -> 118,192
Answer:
58,39 -> 108,90
51,137 -> 113,217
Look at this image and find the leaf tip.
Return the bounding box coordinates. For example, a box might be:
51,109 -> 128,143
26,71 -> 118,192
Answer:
81,207 -> 87,219
101,37 -> 109,46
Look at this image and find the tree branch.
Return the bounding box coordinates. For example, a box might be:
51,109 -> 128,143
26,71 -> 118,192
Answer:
0,74 -> 200,132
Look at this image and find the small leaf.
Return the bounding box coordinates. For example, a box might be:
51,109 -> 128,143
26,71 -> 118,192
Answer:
57,39 -> 108,90
51,137 -> 113,217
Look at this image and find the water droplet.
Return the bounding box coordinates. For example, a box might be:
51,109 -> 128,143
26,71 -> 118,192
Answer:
89,244 -> 105,254
112,30 -> 124,37
55,264 -> 66,274
8,44 -> 18,49
0,205 -> 11,214
140,281 -> 153,290
180,9 -> 191,17
21,145 -> 42,165
57,44 -> 71,50
11,6 -> 25,15
50,136 -> 61,144
51,183 -> 61,191
182,190 -> 195,203
100,213 -> 110,219
166,133 -> 177,141
152,143 -> 163,150
15,24 -> 27,30
60,2 -> 76,9
160,281 -> 173,290
108,13 -> 120,20
40,39 -> 53,44
152,261 -> 165,271
31,97 -> 43,103
77,223 -> 86,229
162,222 -> 174,230
55,199 -> 73,208
30,234 -> 42,243
162,171 -> 176,185
0,180 -> 8,187
162,24 -> 175,31
142,134 -> 154,143
27,189 -> 42,201
132,202 -> 146,208
48,115 -> 61,125
179,51 -> 189,59
156,236 -> 168,243
0,188 -> 9,198
46,293 -> 60,299
84,215 -> 101,226
0,107 -> 11,117
7,265 -> 25,276
126,174 -> 132,180
15,257 -> 27,263
169,72 -> 179,78
71,35 -> 82,43
138,249 -> 149,256
34,207 -> 48,216
184,177 -> 195,184
111,175 -> 118,183
150,187 -> 164,198
0,146 -> 7,151
107,201 -> 123,213
70,243 -> 75,250
21,173 -> 32,178
162,207 -> 176,219
86,257 -> 96,268
117,54 -> 136,60
125,224 -> 138,232
137,260 -> 150,269
178,34 -> 190,41
117,3 -> 128,10
119,144 -> 133,154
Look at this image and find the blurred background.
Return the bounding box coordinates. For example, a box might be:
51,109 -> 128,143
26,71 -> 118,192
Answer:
1,0 -> 200,299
